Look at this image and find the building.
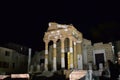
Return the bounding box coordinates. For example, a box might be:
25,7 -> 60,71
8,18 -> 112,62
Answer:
43,22 -> 83,71
31,22 -> 115,72
3,43 -> 29,55
0,47 -> 28,74
82,40 -> 114,69
82,39 -> 92,69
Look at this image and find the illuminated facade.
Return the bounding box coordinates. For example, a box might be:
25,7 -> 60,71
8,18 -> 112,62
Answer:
43,22 -> 83,71
0,47 -> 28,74
92,42 -> 114,65
82,41 -> 114,69
42,22 -> 115,71
82,39 -> 92,68
31,22 -> 115,73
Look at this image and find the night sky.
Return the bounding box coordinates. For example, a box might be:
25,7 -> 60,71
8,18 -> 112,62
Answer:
0,1 -> 120,51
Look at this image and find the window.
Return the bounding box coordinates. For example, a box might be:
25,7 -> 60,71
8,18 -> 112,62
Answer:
0,61 -> 9,68
12,63 -> 15,68
3,62 -> 9,68
5,51 -> 10,56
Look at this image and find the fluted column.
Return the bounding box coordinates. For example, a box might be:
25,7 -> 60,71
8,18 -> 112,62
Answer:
61,38 -> 65,69
73,41 -> 77,69
44,41 -> 49,71
77,40 -> 83,69
69,37 -> 73,69
53,40 -> 57,71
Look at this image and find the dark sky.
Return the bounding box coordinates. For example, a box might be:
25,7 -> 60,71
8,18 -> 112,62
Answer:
0,1 -> 120,51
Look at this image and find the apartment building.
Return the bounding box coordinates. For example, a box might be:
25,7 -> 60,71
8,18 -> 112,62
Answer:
0,47 -> 28,74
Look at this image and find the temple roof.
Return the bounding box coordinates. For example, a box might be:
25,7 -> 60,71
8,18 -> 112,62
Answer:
47,22 -> 69,31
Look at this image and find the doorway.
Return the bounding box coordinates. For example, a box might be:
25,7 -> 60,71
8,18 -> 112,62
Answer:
95,53 -> 105,70
65,52 -> 68,69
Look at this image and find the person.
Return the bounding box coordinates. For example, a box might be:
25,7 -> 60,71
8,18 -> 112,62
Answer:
114,61 -> 120,79
100,68 -> 110,80
108,60 -> 118,80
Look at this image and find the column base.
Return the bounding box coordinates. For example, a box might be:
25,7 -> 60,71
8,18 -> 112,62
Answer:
52,69 -> 57,72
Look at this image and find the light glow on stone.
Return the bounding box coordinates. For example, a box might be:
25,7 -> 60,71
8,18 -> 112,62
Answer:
51,31 -> 54,34
64,29 -> 68,31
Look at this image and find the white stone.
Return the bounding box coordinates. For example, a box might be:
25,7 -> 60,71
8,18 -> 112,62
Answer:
45,50 -> 48,54
49,23 -> 51,26
62,25 -> 68,28
45,58 -> 48,64
61,49 -> 65,53
64,28 -> 68,31
61,57 -> 65,68
57,24 -> 61,28
57,24 -> 68,28
51,31 -> 54,34
74,42 -> 76,45
70,63 -> 73,69
69,70 -> 87,80
54,36 -> 58,39
53,43 -> 56,48
77,54 -> 80,59
53,57 -> 57,71
70,47 -> 73,53
76,40 -> 82,43
60,35 -> 62,38
57,30 -> 60,33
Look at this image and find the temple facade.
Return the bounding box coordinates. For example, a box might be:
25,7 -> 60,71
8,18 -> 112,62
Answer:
43,22 -> 83,71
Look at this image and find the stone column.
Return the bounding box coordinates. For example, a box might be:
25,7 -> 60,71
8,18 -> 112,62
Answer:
30,65 -> 33,73
37,64 -> 40,72
69,37 -> 73,69
77,40 -> 83,69
53,40 -> 57,71
45,41 -> 49,71
73,41 -> 77,69
61,38 -> 65,69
